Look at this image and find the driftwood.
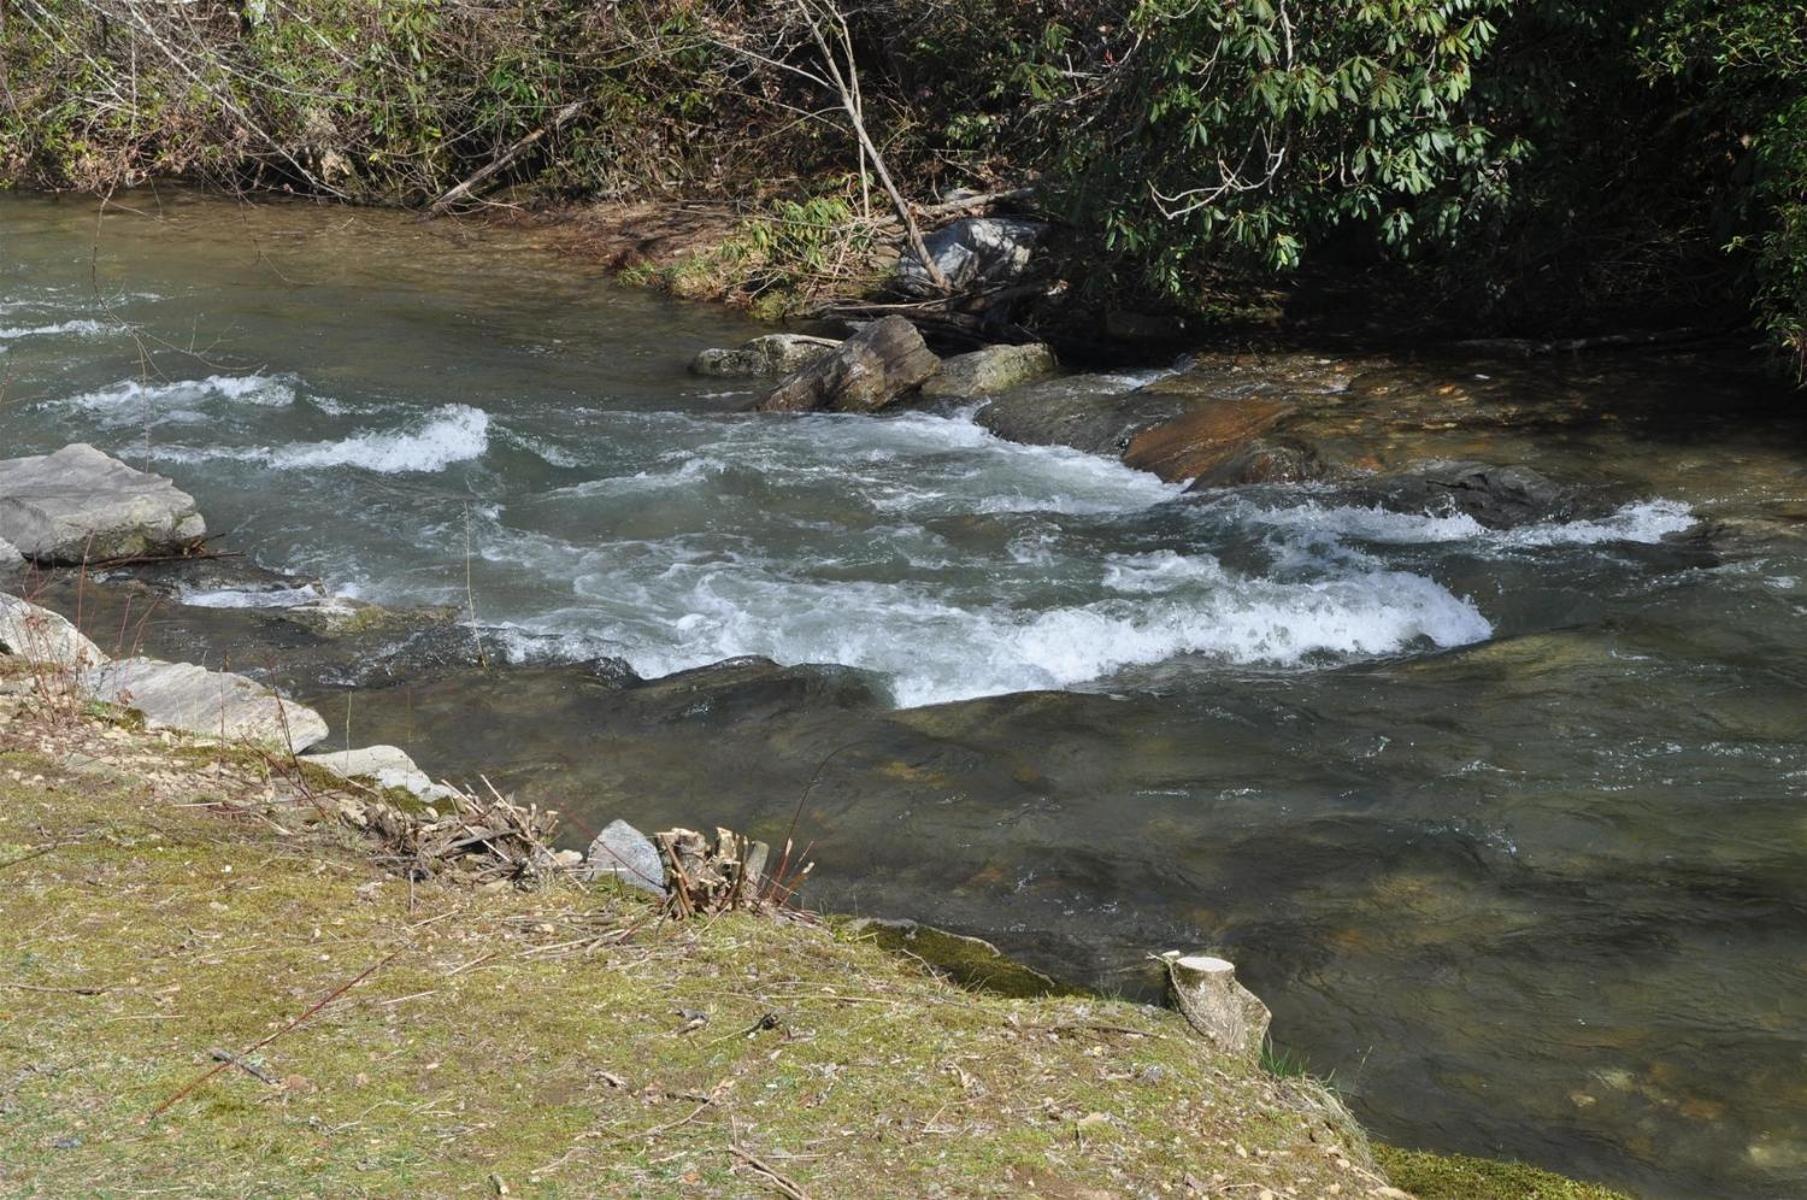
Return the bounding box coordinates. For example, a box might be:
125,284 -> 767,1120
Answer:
338,778 -> 562,887
424,100 -> 586,217
916,185 -> 1039,220
656,826 -> 770,918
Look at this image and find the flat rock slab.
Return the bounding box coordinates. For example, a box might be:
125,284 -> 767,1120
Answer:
0,593 -> 108,668
691,333 -> 841,377
758,316 -> 940,414
920,343 -> 1058,399
0,443 -> 206,564
82,657 -> 329,750
1123,397 -> 1297,483
300,743 -> 458,804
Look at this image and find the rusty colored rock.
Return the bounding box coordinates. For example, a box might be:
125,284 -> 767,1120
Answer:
1122,398 -> 1296,483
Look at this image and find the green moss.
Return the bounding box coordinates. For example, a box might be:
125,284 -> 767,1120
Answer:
1375,1145 -> 1640,1200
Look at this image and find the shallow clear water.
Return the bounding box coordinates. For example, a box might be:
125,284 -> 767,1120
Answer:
5,191 -> 1807,1199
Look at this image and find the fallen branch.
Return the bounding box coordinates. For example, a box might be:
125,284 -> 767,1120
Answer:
731,1144 -> 813,1200
916,185 -> 1039,219
144,951 -> 396,1120
424,100 -> 587,218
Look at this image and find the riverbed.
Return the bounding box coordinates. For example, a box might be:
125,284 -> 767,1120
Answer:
4,191 -> 1805,1199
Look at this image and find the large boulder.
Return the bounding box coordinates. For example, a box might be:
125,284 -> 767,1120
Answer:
897,218 -> 1046,296
920,343 -> 1058,399
690,333 -> 841,378
0,444 -> 205,564
0,594 -> 108,668
757,316 -> 940,414
300,743 -> 459,804
81,657 -> 329,750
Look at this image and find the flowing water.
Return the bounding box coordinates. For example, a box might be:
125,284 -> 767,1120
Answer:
4,191 -> 1806,1198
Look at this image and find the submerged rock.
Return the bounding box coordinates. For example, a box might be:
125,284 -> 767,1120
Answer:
757,316 -> 940,414
1349,461 -> 1579,529
82,657 -> 329,750
273,595 -> 459,639
299,743 -> 458,804
690,333 -> 841,377
0,443 -> 206,564
0,593 -> 108,668
1124,397 -> 1297,483
976,372 -> 1190,455
846,917 -> 1073,998
897,217 -> 1046,296
585,819 -> 666,894
920,343 -> 1058,399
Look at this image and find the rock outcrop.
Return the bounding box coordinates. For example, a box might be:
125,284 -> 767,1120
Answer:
82,657 -> 329,750
690,333 -> 841,377
920,343 -> 1058,399
0,594 -> 108,669
757,316 -> 940,414
299,743 -> 458,804
0,444 -> 205,564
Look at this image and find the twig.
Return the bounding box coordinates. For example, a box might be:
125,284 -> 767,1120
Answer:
731,1144 -> 812,1200
208,1047 -> 277,1085
144,951 -> 396,1120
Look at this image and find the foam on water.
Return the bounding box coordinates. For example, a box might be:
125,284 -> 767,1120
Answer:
58,373 -> 298,427
0,318 -> 112,340
1228,498 -> 1696,548
497,555 -> 1492,706
155,404 -> 490,473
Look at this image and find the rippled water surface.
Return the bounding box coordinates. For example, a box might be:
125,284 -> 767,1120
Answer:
5,192 -> 1806,1199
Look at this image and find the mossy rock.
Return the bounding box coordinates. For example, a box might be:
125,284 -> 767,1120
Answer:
1374,1145 -> 1639,1200
841,916 -> 1083,999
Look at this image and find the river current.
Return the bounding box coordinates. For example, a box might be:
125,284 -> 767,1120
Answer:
3,191 -> 1804,1199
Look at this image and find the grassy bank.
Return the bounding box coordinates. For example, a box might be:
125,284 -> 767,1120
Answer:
0,656 -> 1650,1199
0,678 -> 1390,1198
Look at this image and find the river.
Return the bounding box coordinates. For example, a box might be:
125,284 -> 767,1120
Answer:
3,190 -> 1804,1199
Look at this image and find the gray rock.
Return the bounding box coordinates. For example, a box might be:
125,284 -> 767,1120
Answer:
1351,461 -> 1578,530
299,743 -> 459,804
0,536 -> 19,565
690,334 -> 841,378
920,343 -> 1058,399
897,218 -> 1046,296
757,316 -> 940,414
81,657 -> 329,750
977,372 -> 1189,456
585,819 -> 666,894
0,443 -> 206,564
0,593 -> 108,668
